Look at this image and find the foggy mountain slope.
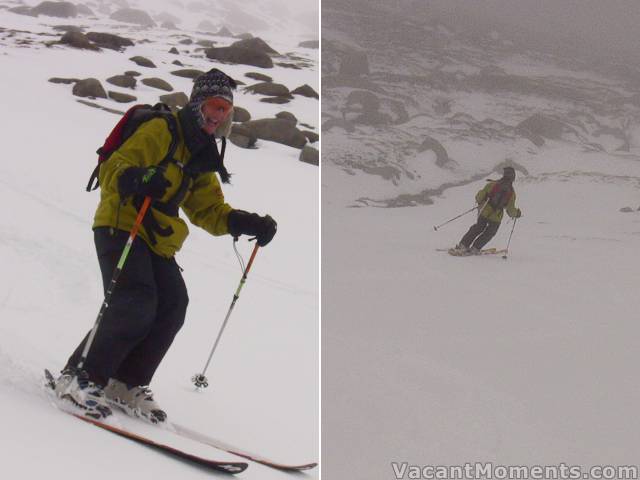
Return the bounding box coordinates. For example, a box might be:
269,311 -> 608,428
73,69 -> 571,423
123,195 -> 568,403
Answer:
322,3 -> 640,479
322,2 -> 640,208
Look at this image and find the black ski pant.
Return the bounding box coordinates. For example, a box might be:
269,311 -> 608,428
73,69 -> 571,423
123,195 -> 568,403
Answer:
67,227 -> 188,387
460,216 -> 500,250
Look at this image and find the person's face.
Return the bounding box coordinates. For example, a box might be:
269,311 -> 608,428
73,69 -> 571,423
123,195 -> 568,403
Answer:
200,97 -> 232,135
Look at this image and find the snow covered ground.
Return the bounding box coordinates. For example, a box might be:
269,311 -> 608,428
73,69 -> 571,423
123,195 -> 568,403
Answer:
0,2 -> 318,479
322,3 -> 640,478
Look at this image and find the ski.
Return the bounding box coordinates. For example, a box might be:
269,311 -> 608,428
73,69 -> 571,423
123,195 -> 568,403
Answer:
171,422 -> 318,472
438,247 -> 507,256
44,369 -> 248,474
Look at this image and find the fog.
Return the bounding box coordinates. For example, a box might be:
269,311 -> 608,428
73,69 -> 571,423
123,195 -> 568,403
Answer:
426,0 -> 640,66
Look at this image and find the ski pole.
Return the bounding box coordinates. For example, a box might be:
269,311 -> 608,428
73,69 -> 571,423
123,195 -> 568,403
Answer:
502,218 -> 518,260
77,196 -> 152,370
192,241 -> 260,389
433,201 -> 486,231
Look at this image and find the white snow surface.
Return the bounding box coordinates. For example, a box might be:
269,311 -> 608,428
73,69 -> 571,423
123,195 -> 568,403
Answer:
0,4 -> 318,479
322,4 -> 640,478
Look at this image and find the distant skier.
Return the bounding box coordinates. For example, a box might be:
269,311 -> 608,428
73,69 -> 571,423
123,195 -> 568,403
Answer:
53,69 -> 277,423
454,166 -> 522,254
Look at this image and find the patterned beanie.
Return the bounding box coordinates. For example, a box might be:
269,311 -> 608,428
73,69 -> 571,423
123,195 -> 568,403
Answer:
190,68 -> 236,105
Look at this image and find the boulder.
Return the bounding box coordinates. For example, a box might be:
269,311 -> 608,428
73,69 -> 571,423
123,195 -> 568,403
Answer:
110,8 -> 156,27
233,107 -> 251,123
196,39 -> 215,48
125,71 -> 141,77
298,40 -> 319,49
129,56 -> 156,68
106,74 -> 136,89
245,72 -> 272,82
216,26 -> 233,37
243,119 -> 307,149
229,124 -> 258,149
302,131 -> 319,143
86,32 -> 134,51
205,46 -> 273,68
260,96 -> 291,104
275,111 -> 297,125
172,60 -> 183,66
141,78 -> 174,92
516,113 -> 572,142
48,77 -> 79,84
178,38 -> 193,45
8,6 -> 37,17
60,31 -> 99,50
76,4 -> 94,16
170,69 -> 204,80
72,78 -> 107,99
230,37 -> 278,55
52,25 -> 83,33
299,146 -> 319,166
159,92 -> 189,111
169,47 -> 179,54
108,91 -> 137,103
32,1 -> 77,18
246,82 -> 290,97
291,84 -> 318,99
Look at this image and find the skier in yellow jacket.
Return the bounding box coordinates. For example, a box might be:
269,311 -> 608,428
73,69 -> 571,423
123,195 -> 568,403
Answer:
455,166 -> 521,254
54,69 -> 277,423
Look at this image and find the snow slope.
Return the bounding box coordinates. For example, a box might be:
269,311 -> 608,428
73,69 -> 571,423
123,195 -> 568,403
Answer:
0,3 -> 318,479
322,3 -> 640,478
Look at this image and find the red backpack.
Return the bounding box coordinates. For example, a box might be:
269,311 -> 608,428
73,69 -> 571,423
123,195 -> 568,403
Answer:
86,103 -> 179,192
487,181 -> 513,209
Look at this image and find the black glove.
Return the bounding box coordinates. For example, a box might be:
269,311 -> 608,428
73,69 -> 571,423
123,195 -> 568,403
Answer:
227,210 -> 277,246
514,208 -> 522,218
118,166 -> 171,200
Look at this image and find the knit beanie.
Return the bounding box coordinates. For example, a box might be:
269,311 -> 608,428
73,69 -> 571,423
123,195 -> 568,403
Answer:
189,68 -> 236,135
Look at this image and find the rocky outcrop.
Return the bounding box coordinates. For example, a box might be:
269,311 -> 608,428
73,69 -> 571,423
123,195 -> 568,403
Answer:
275,111 -> 297,125
159,92 -> 189,111
299,146 -> 319,166
170,69 -> 204,80
516,113 -> 579,146
129,56 -> 156,68
33,1 -> 77,18
108,91 -> 137,103
106,75 -> 136,89
110,8 -> 156,27
141,78 -> 174,91
292,84 -> 318,99
242,118 -> 307,149
59,31 -> 99,50
233,107 -> 251,123
245,82 -> 290,97
419,137 -> 449,168
86,32 -> 134,51
230,37 -> 278,55
229,124 -> 258,149
245,72 -> 272,82
48,77 -> 79,84
72,78 -> 107,99
205,46 -> 273,68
